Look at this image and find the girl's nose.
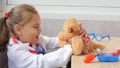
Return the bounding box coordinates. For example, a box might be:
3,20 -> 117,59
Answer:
38,28 -> 42,33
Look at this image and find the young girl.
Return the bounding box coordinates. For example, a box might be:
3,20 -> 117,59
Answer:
0,4 -> 87,68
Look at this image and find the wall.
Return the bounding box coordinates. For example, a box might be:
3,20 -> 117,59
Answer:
41,19 -> 120,37
0,0 -> 6,17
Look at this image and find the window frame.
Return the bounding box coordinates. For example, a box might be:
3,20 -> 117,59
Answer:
5,0 -> 120,21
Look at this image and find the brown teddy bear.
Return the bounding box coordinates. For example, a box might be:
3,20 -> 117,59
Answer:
58,17 -> 105,55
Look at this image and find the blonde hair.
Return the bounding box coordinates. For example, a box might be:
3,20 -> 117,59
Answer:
0,4 -> 38,48
7,4 -> 38,34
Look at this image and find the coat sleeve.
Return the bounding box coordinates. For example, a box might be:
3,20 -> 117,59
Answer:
44,44 -> 72,67
38,34 -> 60,51
8,43 -> 72,68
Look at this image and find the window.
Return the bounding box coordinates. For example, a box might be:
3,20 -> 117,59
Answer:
7,0 -> 120,7
6,0 -> 120,21
0,0 -> 6,17
0,0 -> 6,12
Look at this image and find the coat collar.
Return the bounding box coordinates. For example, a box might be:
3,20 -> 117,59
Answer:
8,38 -> 30,48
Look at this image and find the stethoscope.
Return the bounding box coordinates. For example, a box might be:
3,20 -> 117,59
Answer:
12,36 -> 45,54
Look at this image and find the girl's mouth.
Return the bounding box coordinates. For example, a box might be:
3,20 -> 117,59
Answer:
36,36 -> 38,39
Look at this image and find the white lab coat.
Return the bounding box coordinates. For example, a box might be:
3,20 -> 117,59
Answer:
7,34 -> 72,68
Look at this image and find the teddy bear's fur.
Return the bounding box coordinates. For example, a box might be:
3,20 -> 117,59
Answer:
58,17 -> 105,55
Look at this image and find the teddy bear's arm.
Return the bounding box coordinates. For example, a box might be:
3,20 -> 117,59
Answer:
92,41 -> 105,50
58,40 -> 68,47
72,36 -> 84,55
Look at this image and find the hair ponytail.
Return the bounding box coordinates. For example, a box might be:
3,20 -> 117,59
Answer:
0,17 -> 9,51
0,17 -> 9,68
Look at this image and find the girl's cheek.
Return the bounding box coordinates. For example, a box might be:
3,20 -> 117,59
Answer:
33,31 -> 38,37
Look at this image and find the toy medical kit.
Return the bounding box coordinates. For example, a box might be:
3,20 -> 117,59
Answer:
84,48 -> 120,63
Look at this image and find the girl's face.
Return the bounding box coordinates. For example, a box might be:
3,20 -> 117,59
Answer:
16,14 -> 41,44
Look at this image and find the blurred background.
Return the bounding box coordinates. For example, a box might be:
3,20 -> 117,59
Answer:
0,0 -> 120,37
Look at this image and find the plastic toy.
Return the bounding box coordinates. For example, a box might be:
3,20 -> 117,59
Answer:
88,32 -> 110,41
98,55 -> 119,62
29,43 -> 45,54
84,54 -> 96,63
84,48 -> 120,63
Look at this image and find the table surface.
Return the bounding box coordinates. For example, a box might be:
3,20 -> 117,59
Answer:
71,37 -> 120,68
